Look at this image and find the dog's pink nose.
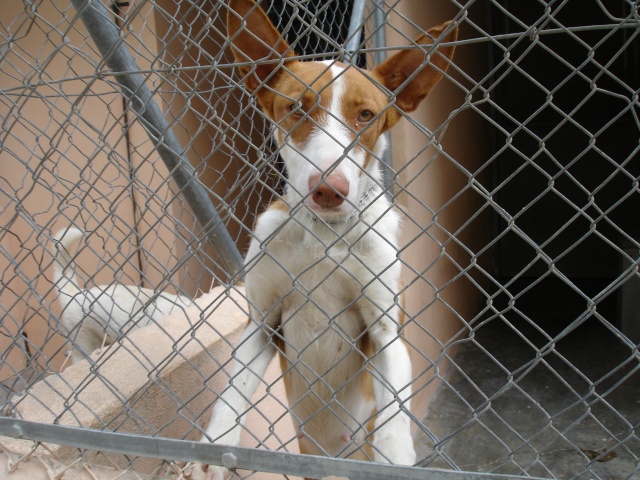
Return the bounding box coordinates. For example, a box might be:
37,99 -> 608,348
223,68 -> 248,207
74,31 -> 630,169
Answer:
308,173 -> 349,208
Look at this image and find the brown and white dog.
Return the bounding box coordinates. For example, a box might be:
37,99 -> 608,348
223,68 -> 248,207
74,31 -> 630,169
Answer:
191,0 -> 457,477
53,227 -> 193,363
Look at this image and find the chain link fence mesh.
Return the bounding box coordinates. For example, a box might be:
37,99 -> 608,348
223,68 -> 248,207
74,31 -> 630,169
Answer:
1,0 -> 639,479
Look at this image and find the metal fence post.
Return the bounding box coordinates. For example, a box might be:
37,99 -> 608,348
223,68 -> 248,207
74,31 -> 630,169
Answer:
370,0 -> 394,196
70,0 -> 244,280
344,0 -> 394,196
344,0 -> 367,64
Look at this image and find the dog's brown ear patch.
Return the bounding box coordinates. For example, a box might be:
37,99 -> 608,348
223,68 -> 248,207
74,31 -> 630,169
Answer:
227,0 -> 296,92
373,21 -> 457,127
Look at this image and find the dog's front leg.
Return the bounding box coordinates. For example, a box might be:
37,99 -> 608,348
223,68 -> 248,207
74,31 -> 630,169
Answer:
359,286 -> 416,466
202,318 -> 276,445
189,313 -> 276,480
369,333 -> 415,465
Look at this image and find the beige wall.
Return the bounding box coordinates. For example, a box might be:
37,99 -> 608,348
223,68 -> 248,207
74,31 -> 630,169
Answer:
0,2 -> 183,378
153,0 -> 279,291
0,1 -> 131,376
387,0 -> 491,420
0,0 -> 490,459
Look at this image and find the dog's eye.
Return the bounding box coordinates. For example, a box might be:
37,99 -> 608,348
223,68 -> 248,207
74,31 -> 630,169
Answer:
288,101 -> 304,116
357,110 -> 374,123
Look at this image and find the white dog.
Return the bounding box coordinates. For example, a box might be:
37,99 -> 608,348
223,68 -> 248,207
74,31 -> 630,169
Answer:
53,227 -> 193,364
187,1 -> 456,477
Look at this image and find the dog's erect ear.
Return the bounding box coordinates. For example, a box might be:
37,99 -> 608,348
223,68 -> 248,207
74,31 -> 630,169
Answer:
227,0 -> 295,92
373,22 -> 457,125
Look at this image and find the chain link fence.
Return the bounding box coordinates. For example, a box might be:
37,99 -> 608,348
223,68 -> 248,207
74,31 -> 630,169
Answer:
1,0 -> 639,479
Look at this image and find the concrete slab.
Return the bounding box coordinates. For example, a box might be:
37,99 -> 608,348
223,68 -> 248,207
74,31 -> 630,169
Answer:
416,280 -> 640,479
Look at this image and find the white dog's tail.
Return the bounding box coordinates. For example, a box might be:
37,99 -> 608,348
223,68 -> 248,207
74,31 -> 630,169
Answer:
52,227 -> 84,299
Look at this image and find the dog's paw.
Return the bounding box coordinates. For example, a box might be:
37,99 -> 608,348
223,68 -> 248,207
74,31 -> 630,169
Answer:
180,461 -> 227,480
373,432 -> 417,466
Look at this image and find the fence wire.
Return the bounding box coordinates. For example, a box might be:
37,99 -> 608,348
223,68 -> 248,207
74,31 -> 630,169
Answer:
1,0 -> 639,479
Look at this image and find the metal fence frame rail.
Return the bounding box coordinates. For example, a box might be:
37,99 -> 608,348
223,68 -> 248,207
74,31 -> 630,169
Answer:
0,418 -> 548,480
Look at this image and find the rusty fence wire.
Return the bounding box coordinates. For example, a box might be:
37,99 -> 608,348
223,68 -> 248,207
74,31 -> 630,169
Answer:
1,0 -> 639,479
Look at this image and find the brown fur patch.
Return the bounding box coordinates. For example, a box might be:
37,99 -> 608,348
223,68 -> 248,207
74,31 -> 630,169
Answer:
372,21 -> 458,129
358,331 -> 375,385
339,68 -> 390,170
272,324 -> 291,395
258,62 -> 396,173
227,0 -> 295,92
269,198 -> 291,213
263,62 -> 334,149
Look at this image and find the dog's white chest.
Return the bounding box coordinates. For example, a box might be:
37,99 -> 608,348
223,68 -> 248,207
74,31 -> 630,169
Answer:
249,217 -> 370,348
278,240 -> 360,324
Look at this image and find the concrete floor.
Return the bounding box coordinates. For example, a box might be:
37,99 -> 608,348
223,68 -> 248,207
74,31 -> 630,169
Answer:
416,279 -> 640,479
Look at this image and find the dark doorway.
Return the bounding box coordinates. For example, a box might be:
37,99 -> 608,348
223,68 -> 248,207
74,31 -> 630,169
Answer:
488,0 -> 640,284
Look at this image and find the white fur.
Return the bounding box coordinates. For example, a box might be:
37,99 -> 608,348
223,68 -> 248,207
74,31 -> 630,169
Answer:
187,3 -> 460,476
52,227 -> 193,364
282,64 -> 369,218
197,63 -> 415,480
